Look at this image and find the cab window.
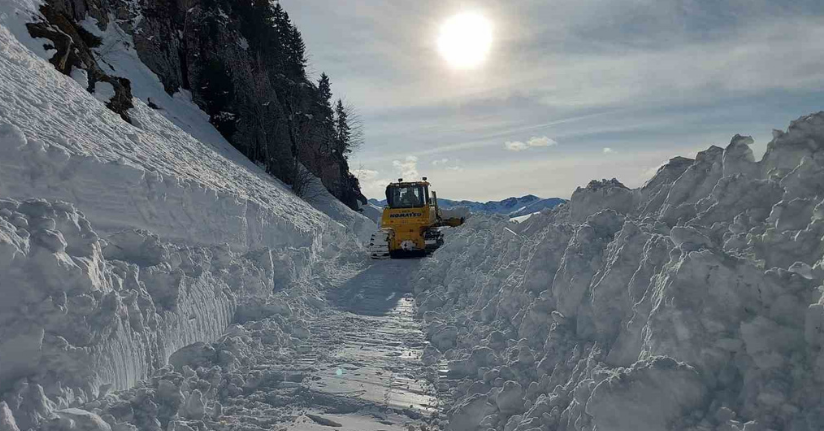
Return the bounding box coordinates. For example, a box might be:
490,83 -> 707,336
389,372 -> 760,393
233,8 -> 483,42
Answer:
386,185 -> 426,209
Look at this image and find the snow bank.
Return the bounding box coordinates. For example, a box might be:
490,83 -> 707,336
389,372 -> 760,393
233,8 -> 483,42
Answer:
0,18 -> 369,429
0,198 -> 314,421
415,113 -> 824,431
301,174 -> 376,244
360,203 -> 383,225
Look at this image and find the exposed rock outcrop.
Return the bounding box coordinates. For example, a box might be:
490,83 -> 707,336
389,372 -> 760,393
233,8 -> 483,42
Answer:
25,5 -> 134,121
24,0 -> 366,209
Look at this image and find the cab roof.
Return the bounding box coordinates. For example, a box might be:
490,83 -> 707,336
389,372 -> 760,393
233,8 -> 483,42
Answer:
388,180 -> 430,187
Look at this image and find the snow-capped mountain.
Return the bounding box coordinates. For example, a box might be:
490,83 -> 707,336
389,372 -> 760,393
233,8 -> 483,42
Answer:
368,195 -> 566,218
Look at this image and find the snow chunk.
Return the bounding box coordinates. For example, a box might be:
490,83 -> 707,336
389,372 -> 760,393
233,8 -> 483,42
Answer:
569,178 -> 635,222
587,357 -> 706,431
723,134 -> 757,177
70,68 -> 89,91
762,112 -> 824,176
93,81 -> 115,104
448,394 -> 496,431
0,401 -> 20,431
496,381 -> 524,414
0,123 -> 27,149
54,408 -> 112,431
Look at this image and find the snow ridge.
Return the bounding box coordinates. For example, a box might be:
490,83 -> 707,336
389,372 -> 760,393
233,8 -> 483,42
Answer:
415,113 -> 824,431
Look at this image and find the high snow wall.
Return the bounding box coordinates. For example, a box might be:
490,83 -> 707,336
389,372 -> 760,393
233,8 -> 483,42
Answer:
416,114 -> 824,431
0,18 -> 370,426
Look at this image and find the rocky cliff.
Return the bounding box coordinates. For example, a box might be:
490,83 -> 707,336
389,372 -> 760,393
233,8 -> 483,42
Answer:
23,0 -> 367,210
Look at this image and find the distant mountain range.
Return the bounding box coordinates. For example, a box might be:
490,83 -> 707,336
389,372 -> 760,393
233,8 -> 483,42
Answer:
367,195 -> 566,218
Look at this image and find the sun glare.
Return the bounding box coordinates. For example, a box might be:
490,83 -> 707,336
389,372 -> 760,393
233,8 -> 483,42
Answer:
437,12 -> 493,70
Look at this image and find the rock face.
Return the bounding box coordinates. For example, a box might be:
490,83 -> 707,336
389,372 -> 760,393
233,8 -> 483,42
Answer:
25,5 -> 134,122
24,0 -> 366,210
414,112 -> 824,431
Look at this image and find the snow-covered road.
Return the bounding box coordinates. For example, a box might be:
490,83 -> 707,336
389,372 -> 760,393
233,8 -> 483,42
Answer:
218,259 -> 440,431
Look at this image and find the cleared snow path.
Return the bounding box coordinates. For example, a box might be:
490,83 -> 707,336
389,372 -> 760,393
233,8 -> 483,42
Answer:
211,260 -> 441,431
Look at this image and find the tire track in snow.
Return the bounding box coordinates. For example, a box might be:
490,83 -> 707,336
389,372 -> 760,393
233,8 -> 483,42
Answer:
279,260 -> 442,430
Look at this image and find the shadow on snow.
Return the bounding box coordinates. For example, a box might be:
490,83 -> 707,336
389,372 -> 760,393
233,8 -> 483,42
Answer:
326,258 -> 423,316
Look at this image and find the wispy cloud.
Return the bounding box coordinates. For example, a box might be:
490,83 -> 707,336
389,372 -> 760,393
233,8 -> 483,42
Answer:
352,168 -> 391,197
527,136 -> 558,147
288,0 -> 824,200
392,155 -> 419,180
505,141 -> 529,151
352,168 -> 379,181
430,157 -> 464,172
445,158 -> 464,172
420,147 -> 699,201
301,2 -> 824,113
505,135 -> 558,151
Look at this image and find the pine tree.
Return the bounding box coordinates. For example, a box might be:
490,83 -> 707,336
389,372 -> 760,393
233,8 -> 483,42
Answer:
252,0 -> 274,25
317,73 -> 332,106
270,3 -> 290,70
287,25 -> 307,77
318,73 -> 337,146
243,0 -> 276,53
273,4 -> 292,52
273,3 -> 287,30
334,99 -> 351,158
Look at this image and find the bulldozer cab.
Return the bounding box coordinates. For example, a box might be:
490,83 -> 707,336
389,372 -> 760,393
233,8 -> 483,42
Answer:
385,182 -> 429,209
368,177 -> 464,259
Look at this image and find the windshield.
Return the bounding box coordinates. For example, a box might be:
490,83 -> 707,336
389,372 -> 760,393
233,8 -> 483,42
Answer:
386,185 -> 427,209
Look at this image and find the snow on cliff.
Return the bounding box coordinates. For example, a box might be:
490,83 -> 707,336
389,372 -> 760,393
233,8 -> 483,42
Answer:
415,113 -> 824,431
0,13 -> 372,430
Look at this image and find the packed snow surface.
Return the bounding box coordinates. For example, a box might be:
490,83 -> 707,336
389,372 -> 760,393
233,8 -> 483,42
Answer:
414,116 -> 824,431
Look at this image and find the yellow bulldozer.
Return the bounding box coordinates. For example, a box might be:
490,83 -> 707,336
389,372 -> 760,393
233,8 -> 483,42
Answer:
369,177 -> 464,259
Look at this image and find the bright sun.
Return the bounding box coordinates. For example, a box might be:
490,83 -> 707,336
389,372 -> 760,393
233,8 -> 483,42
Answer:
437,12 -> 493,70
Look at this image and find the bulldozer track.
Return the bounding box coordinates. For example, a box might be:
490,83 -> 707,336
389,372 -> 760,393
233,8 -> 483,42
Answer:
368,230 -> 391,259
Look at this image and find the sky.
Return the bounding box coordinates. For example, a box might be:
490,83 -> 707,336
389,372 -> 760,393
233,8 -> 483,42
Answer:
283,0 -> 824,201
